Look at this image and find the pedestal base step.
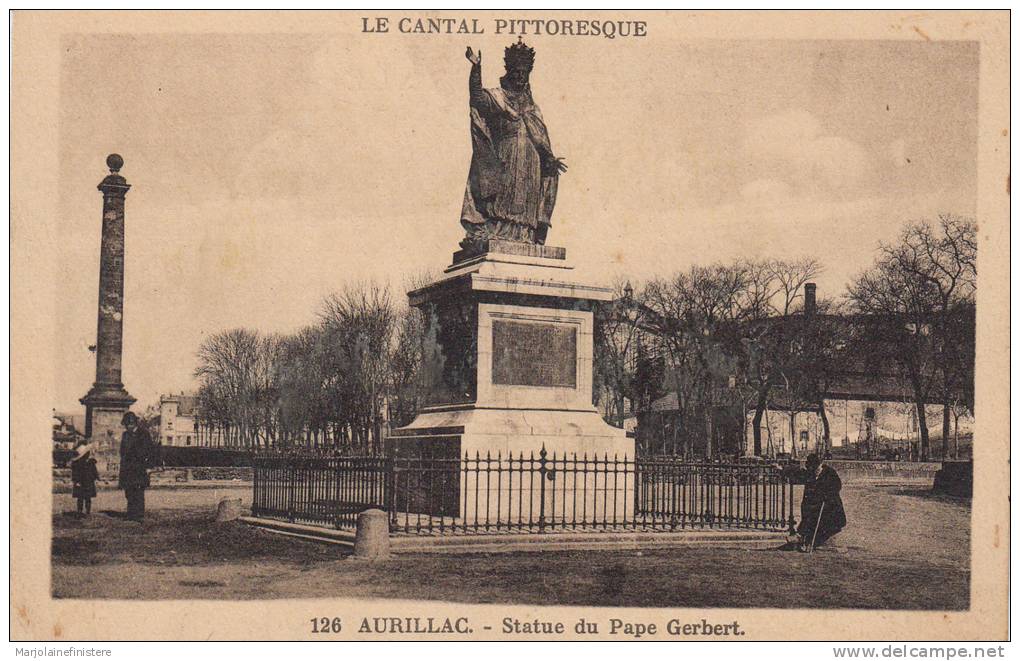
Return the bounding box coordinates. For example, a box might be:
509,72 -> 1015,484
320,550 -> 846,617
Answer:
240,516 -> 786,555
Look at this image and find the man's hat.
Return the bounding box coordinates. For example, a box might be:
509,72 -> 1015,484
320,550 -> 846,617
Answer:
805,453 -> 821,470
122,411 -> 139,426
74,441 -> 92,458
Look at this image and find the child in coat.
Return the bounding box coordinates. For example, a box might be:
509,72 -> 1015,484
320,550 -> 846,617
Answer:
70,442 -> 100,515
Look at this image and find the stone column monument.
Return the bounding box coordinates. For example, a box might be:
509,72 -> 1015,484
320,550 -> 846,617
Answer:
80,154 -> 136,472
388,42 -> 633,523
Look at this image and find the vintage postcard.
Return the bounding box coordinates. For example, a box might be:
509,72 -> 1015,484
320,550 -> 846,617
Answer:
10,9 -> 1010,642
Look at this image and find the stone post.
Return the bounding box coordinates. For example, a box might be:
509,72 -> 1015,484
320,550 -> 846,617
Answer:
353,509 -> 390,558
215,497 -> 244,522
80,154 -> 136,473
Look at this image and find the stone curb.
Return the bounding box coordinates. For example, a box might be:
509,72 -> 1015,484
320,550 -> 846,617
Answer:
240,516 -> 786,555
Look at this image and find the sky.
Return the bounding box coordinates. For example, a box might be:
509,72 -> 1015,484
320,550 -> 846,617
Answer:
54,33 -> 979,411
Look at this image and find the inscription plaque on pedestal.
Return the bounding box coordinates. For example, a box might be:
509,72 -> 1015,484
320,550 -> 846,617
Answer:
492,320 -> 576,388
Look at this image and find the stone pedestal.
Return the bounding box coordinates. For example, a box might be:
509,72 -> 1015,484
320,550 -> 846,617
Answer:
80,388 -> 133,473
389,240 -> 633,524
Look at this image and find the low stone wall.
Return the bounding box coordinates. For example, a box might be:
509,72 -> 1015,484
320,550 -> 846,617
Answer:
825,460 -> 941,484
53,465 -> 253,488
144,466 -> 254,483
187,466 -> 252,481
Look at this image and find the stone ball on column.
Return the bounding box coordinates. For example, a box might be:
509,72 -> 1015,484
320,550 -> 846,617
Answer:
106,153 -> 124,173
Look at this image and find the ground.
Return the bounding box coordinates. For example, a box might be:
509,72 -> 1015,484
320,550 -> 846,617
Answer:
51,482 -> 970,609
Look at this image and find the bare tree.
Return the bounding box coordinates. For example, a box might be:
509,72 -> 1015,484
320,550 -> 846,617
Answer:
194,281 -> 418,453
768,258 -> 823,315
318,282 -> 397,452
736,258 -> 822,456
388,305 -> 428,429
847,215 -> 976,460
784,297 -> 851,455
275,327 -> 327,446
644,263 -> 749,457
593,279 -> 650,428
194,328 -> 264,447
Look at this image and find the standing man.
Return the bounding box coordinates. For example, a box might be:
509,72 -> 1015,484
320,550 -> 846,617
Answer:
786,453 -> 847,552
118,411 -> 152,522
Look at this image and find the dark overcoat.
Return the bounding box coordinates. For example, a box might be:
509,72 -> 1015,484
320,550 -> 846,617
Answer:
793,464 -> 847,541
71,454 -> 99,499
118,426 -> 153,490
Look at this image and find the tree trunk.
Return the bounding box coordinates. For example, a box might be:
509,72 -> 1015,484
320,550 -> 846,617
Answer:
953,413 -> 960,459
941,402 -> 951,460
788,411 -> 797,459
705,408 -> 714,459
906,365 -> 930,461
752,399 -> 766,457
915,398 -> 930,461
817,398 -> 831,455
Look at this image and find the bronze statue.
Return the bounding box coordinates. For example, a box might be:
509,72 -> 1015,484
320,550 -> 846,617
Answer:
460,39 -> 567,249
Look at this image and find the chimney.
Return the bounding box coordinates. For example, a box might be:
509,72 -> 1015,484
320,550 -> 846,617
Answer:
804,282 -> 817,315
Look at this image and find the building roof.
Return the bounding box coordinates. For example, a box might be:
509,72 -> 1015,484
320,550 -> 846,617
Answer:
53,411 -> 87,435
161,393 -> 199,417
825,371 -> 915,402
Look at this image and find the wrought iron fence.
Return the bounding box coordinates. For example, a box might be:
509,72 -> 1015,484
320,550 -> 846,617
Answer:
251,448 -> 796,536
251,451 -> 389,529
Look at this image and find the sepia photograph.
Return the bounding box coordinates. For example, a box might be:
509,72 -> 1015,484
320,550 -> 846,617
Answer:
10,9 -> 1010,643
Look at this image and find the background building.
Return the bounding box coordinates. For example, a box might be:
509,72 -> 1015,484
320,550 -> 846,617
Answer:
52,410 -> 87,450
156,393 -> 222,447
601,282 -> 975,460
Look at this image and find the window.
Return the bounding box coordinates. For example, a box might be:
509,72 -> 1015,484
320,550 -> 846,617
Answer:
186,436 -> 192,446
166,435 -> 173,444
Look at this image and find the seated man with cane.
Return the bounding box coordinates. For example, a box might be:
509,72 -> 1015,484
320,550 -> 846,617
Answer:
785,453 -> 847,552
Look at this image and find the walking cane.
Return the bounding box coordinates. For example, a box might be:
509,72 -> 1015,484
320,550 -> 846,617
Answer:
808,502 -> 825,553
